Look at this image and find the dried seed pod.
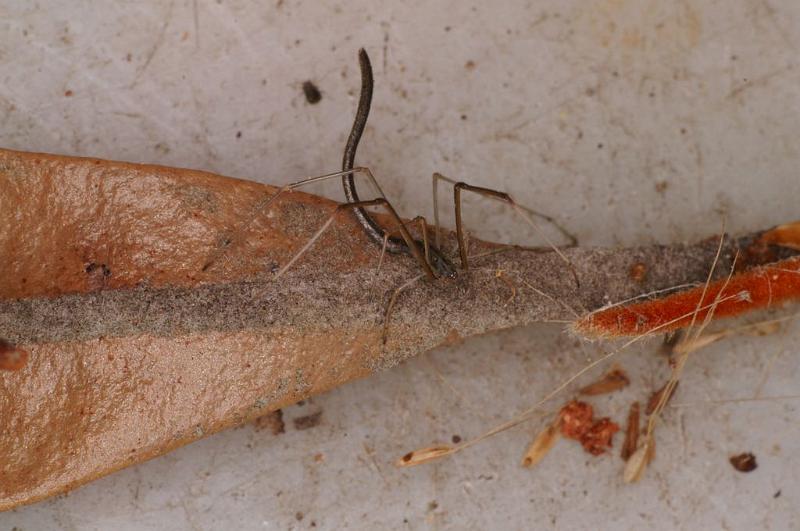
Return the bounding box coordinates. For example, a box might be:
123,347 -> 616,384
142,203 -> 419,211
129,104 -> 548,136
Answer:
521,418 -> 562,468
579,367 -> 630,396
623,438 -> 656,483
621,402 -> 640,461
395,445 -> 454,468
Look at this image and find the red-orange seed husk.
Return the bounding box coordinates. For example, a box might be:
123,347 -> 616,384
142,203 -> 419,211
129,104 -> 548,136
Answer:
574,256 -> 800,338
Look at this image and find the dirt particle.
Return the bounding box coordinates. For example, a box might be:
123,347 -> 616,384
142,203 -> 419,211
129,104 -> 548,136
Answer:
236,131 -> 242,139
64,90 -> 73,97
655,180 -> 669,193
729,452 -> 757,472
293,410 -> 322,430
629,262 -> 648,283
0,339 -> 28,371
774,489 -> 781,498
559,400 -> 594,439
427,500 -> 438,511
464,60 -> 476,70
580,418 -> 619,455
302,81 -> 322,104
451,434 -> 462,444
295,511 -> 304,521
253,409 -> 284,435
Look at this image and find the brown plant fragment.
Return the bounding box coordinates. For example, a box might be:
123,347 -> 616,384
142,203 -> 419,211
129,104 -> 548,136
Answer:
559,400 -> 594,439
521,418 -> 562,468
253,409 -> 285,435
0,338 -> 28,371
621,402 -> 640,461
646,381 -> 679,415
579,366 -> 630,396
729,452 -> 758,472
396,445 -> 454,467
580,418 -> 620,455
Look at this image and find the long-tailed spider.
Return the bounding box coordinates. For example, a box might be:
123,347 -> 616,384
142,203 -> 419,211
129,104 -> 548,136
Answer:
202,49 -> 576,287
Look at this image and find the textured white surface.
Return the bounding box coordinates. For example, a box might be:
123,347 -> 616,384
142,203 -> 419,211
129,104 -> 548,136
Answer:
1,1 -> 799,529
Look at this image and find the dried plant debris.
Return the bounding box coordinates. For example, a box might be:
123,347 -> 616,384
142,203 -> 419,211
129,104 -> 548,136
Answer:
729,452 -> 758,472
646,381 -> 679,415
559,400 -> 594,439
252,409 -> 285,435
293,410 -> 323,431
621,402 -> 640,461
521,418 -> 562,468
558,400 -> 620,456
623,438 -> 656,484
396,445 -> 454,467
579,366 -> 630,395
580,418 -> 620,455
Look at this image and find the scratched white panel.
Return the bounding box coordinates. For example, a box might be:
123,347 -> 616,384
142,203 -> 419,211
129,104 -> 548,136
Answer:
1,1 -> 799,529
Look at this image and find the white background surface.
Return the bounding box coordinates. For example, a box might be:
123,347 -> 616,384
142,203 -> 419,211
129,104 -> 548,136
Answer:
1,1 -> 799,529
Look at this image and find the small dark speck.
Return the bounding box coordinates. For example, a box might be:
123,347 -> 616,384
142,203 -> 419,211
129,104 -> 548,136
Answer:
302,81 -> 322,104
295,512 -> 304,521
460,114 -> 467,121
731,54 -> 738,61
680,127 -> 687,135
774,489 -> 781,498
293,410 -> 322,430
444,26 -> 451,32
428,501 -> 438,511
597,143 -> 604,149
236,131 -> 242,139
730,452 -> 757,472
451,434 -> 462,443
648,91 -> 655,98
64,90 -> 73,97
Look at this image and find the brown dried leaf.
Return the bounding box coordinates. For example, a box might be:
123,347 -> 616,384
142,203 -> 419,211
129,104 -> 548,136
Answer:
395,445 -> 454,468
579,367 -> 630,396
621,402 -> 640,461
521,418 -> 562,468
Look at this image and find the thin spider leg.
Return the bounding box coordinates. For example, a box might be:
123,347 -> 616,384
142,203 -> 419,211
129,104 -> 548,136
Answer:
451,181 -> 579,286
274,197 -> 435,281
201,166 -> 432,274
432,173 -> 446,250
